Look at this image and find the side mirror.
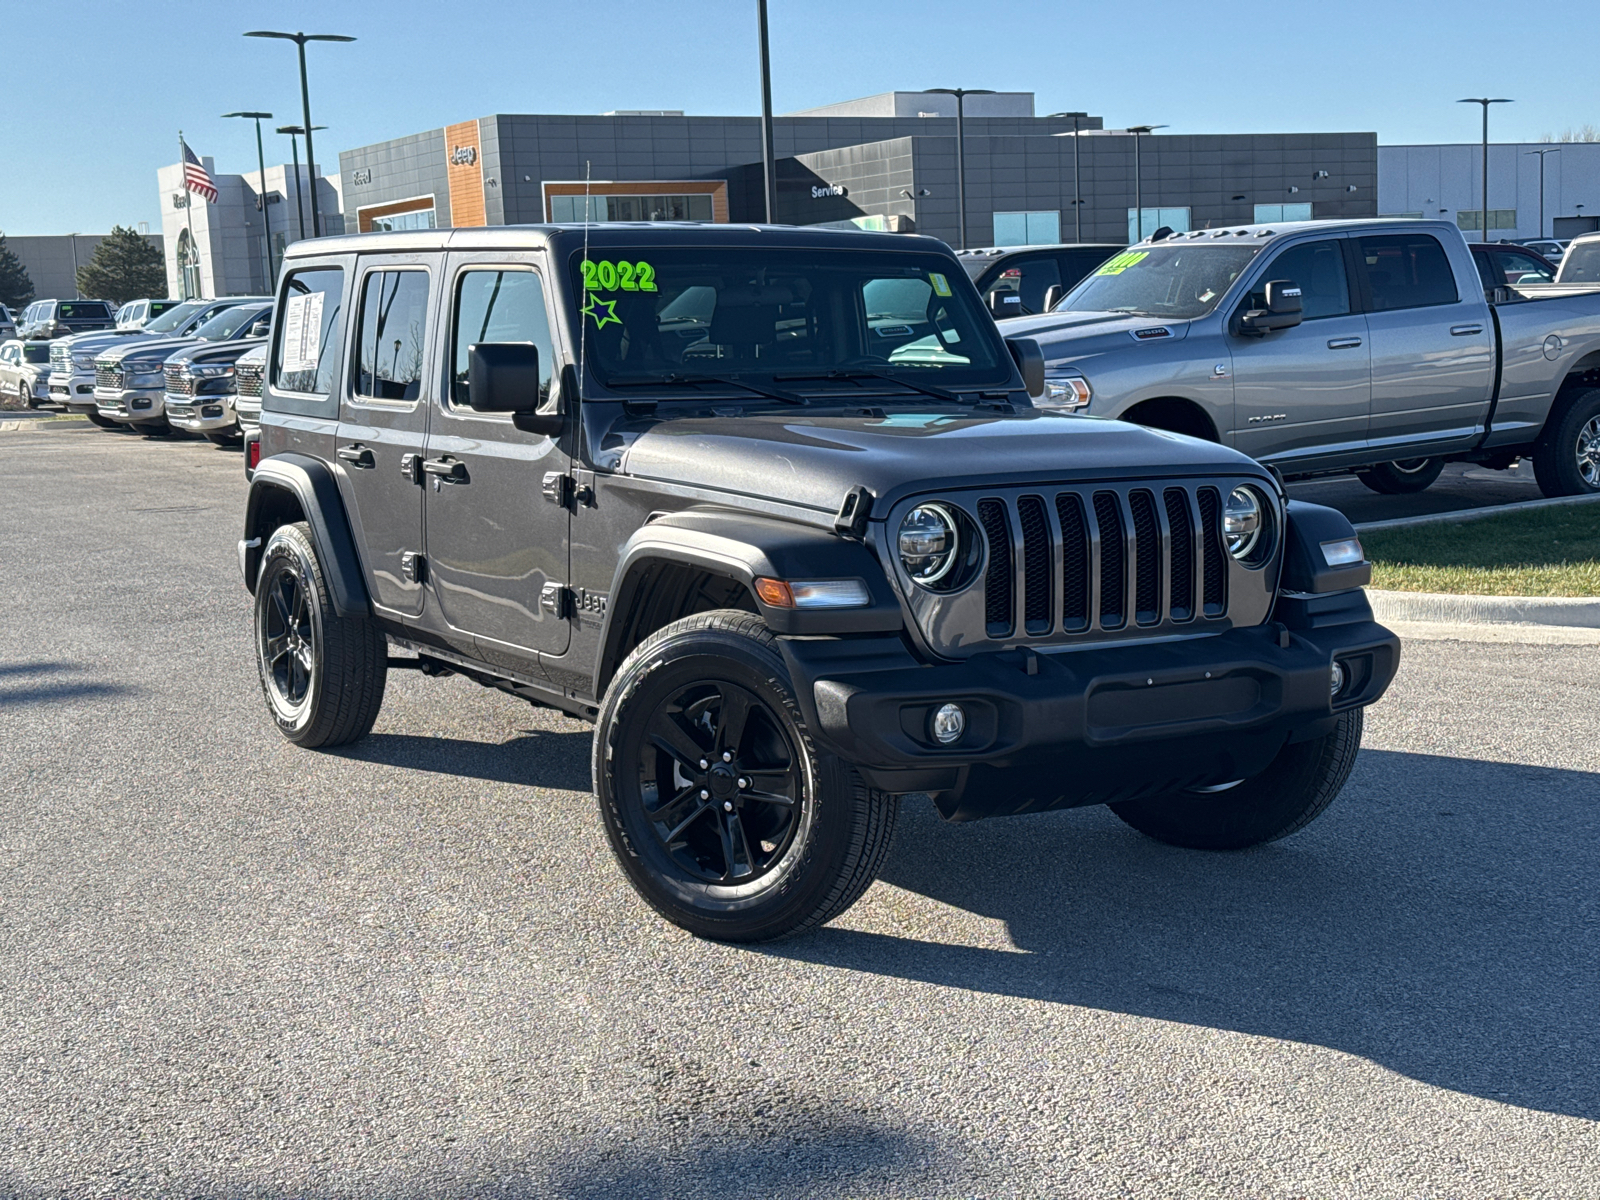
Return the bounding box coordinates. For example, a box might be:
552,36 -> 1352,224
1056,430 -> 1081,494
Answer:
1006,336 -> 1045,397
1237,278 -> 1304,336
249,318 -> 272,338
468,342 -> 563,434
1042,284 -> 1065,312
988,289 -> 1024,320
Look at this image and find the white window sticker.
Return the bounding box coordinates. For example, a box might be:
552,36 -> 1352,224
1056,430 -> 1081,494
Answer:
281,290 -> 325,374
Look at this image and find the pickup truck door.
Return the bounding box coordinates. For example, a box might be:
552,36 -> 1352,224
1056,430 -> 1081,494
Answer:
1353,233 -> 1496,455
1229,236 -> 1371,468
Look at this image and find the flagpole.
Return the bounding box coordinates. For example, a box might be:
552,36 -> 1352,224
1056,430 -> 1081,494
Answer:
180,131 -> 199,299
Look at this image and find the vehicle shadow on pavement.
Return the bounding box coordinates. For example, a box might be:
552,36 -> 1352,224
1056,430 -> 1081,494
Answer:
762,749 -> 1600,1121
328,730 -> 593,792
0,660 -> 134,706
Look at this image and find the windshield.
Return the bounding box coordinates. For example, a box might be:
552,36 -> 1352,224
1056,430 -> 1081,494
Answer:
144,300 -> 210,334
1059,245 -> 1261,319
194,305 -> 269,341
1560,241 -> 1600,284
570,247 -> 1008,392
59,302 -> 111,319
22,343 -> 51,363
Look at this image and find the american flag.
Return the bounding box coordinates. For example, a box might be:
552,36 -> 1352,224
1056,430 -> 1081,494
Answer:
181,139 -> 217,203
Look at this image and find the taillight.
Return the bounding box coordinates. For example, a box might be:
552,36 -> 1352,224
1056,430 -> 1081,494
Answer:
246,437 -> 261,471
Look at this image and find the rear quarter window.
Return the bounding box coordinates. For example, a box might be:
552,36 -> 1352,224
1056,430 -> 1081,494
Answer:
272,267 -> 346,396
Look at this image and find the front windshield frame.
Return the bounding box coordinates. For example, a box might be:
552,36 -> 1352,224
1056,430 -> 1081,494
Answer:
1056,244 -> 1262,320
143,300 -> 209,334
567,245 -> 1013,398
193,304 -> 269,341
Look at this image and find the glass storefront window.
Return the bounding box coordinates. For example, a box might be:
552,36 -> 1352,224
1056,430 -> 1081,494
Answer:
549,193 -> 714,223
1127,207 -> 1192,242
1253,203 -> 1313,223
368,207 -> 437,232
992,211 -> 1062,246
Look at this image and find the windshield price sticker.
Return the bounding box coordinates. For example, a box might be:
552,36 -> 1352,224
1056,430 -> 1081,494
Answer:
581,259 -> 658,293
930,272 -> 952,297
1095,251 -> 1151,276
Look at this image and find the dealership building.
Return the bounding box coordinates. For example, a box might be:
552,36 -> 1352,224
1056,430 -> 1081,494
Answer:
1379,141 -> 1600,242
336,91 -> 1378,249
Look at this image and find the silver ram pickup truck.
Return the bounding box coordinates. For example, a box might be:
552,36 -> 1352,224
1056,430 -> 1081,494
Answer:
1001,219 -> 1600,497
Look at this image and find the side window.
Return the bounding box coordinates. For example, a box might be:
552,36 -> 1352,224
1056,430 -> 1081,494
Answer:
987,256 -> 1062,315
272,267 -> 345,395
1243,240 -> 1350,320
352,269 -> 430,401
1497,251 -> 1555,284
450,268 -> 554,410
1356,235 -> 1460,311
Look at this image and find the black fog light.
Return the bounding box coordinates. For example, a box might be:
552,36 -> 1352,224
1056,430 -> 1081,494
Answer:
201,405 -> 223,418
131,398 -> 152,409
1330,661 -> 1347,696
931,702 -> 966,745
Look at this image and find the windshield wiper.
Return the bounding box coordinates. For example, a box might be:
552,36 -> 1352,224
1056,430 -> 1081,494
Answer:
606,372 -> 807,406
773,369 -> 965,404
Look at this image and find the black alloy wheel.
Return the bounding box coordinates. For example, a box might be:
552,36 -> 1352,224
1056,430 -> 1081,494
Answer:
259,556 -> 315,715
1357,457 -> 1444,495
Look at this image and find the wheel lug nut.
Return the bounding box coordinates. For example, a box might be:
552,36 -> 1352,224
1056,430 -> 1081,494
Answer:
700,789 -> 709,800
723,801 -> 733,812
722,751 -> 733,762
738,778 -> 749,789
698,758 -> 708,769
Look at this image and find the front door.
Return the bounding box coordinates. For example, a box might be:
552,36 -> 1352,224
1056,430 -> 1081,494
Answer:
1229,236 -> 1371,468
1354,232 -> 1495,455
421,253 -> 571,674
335,257 -> 435,617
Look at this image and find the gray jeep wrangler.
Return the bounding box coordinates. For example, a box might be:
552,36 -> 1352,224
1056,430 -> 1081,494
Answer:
239,224 -> 1399,942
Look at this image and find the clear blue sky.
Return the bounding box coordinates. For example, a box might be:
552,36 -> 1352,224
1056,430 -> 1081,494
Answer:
4,0 -> 1597,236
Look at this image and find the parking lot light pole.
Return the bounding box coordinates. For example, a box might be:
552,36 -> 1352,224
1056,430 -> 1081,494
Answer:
1526,147 -> 1560,238
757,0 -> 776,223
277,124 -> 324,244
1126,125 -> 1167,241
1049,112 -> 1090,240
1458,98 -> 1511,241
246,31 -> 355,238
925,88 -> 995,250
223,111 -> 274,287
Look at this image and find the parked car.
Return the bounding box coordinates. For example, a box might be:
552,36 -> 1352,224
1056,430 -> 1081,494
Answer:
957,244 -> 1125,318
1470,243 -> 1557,289
238,223 -> 1397,943
0,339 -> 53,408
17,299 -> 115,340
232,342 -> 266,433
1519,238 -> 1566,263
1549,231 -> 1600,286
55,297 -> 269,424
0,305 -> 16,341
164,331 -> 269,444
94,301 -> 272,432
115,298 -> 182,330
999,219 -> 1600,498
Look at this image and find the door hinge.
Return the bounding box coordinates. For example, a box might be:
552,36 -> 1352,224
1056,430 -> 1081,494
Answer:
402,551 -> 427,583
543,471 -> 574,508
400,452 -> 423,484
540,582 -> 573,618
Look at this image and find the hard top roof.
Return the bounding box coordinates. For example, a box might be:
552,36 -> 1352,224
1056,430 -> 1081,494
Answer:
1130,217 -> 1465,247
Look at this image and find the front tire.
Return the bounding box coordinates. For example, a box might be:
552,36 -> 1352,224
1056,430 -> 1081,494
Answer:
85,411 -> 118,429
1357,458 -> 1444,494
253,522 -> 387,748
1532,387 -> 1600,497
1109,709 -> 1363,850
594,609 -> 898,942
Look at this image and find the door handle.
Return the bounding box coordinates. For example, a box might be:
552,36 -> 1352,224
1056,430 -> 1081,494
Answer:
1326,337 -> 1362,349
422,456 -> 469,483
1451,324 -> 1484,336
336,443 -> 375,469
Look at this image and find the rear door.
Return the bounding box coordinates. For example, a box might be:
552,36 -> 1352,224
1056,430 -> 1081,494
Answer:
333,255 -> 434,619
420,251 -> 571,674
1229,236 -> 1372,468
1354,233 -> 1495,455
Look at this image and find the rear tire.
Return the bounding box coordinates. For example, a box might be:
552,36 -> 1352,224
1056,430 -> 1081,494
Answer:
1110,709 -> 1363,850
1357,458 -> 1444,494
253,522 -> 387,748
1532,387 -> 1600,497
594,609 -> 898,942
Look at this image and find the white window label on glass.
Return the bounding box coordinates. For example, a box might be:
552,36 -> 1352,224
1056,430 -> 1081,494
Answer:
281,290 -> 325,373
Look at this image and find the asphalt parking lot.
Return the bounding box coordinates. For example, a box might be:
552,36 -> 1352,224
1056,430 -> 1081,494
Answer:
3,416 -> 1599,1198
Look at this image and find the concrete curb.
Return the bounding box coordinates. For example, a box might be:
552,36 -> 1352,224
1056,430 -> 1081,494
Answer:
1354,491 -> 1600,533
1368,588 -> 1600,629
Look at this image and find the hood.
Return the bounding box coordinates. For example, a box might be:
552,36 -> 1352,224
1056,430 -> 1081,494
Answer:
614,408 -> 1261,514
101,336 -> 200,365
996,310 -> 1193,364
58,329 -> 144,353
166,338 -> 264,369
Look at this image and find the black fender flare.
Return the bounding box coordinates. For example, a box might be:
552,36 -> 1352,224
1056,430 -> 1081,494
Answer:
592,509 -> 904,698
242,453 -> 371,618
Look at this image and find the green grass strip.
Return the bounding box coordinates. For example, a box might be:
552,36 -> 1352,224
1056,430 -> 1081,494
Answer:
1363,504 -> 1600,596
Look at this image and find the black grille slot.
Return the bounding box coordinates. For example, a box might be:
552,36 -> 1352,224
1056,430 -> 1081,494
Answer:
1056,493 -> 1090,631
1197,487 -> 1227,615
977,499 -> 1014,637
1092,491 -> 1125,629
1164,488 -> 1195,621
1129,490 -> 1160,625
1017,495 -> 1052,635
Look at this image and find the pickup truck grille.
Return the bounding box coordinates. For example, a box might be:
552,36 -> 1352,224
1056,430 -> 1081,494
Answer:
235,359 -> 264,398
50,343 -> 71,373
94,363 -> 123,391
888,478 -> 1276,657
164,365 -> 194,396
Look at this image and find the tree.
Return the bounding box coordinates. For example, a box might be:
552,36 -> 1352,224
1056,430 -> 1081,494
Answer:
75,225 -> 167,306
0,232 -> 34,309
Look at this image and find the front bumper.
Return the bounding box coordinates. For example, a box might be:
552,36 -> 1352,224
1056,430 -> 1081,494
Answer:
52,371 -> 97,408
95,385 -> 165,424
780,590 -> 1398,821
166,392 -> 237,433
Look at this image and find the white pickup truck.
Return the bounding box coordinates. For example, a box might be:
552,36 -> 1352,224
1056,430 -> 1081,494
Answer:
1000,218 -> 1600,496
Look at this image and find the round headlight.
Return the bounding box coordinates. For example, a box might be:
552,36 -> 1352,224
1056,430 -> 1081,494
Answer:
1223,487 -> 1264,559
899,503 -> 960,586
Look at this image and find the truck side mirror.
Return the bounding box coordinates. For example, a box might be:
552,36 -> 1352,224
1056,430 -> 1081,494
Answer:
468,342 -> 563,434
1006,337 -> 1045,397
988,289 -> 1024,320
1042,284 -> 1065,312
1237,278 -> 1304,336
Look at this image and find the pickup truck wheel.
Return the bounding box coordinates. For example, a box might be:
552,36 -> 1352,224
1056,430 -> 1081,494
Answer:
595,609 -> 898,942
84,412 -> 118,429
253,521 -> 387,748
1109,708 -> 1362,850
1533,388 -> 1600,497
1357,458 -> 1444,494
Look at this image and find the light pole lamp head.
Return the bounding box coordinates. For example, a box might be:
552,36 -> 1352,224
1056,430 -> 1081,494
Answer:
1457,97 -> 1513,105
1126,124 -> 1168,135
275,125 -> 326,136
223,111 -> 274,121
246,31 -> 357,44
